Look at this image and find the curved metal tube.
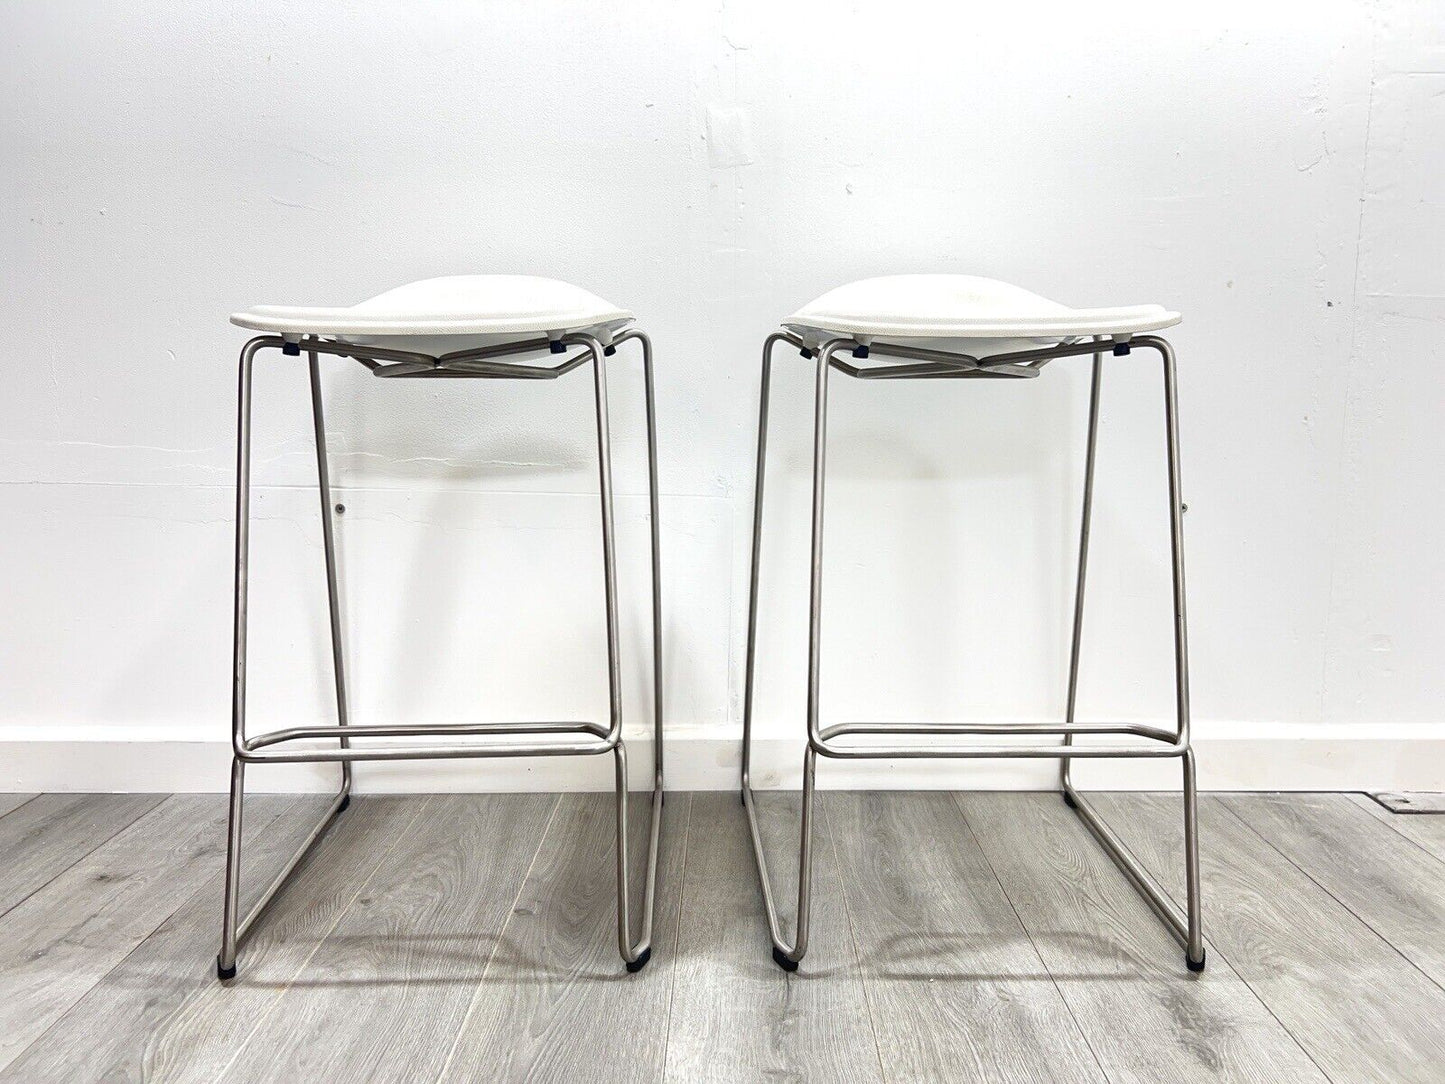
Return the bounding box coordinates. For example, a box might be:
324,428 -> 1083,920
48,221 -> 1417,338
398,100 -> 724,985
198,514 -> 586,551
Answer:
740,329 -> 804,790
739,327 -> 1203,972
815,739 -> 1184,760
242,739 -> 614,764
1054,334 -> 1202,967
220,325 -> 666,976
821,720 -> 1178,743
562,328 -> 665,968
739,330 -> 837,966
244,719 -> 609,749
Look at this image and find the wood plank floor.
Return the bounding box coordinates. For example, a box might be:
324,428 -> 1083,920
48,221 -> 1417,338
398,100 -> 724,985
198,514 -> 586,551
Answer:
2,791 -> 1443,1083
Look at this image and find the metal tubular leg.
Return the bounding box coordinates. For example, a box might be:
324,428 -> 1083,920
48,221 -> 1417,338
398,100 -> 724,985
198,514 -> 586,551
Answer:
309,351 -> 353,798
1157,334 -> 1205,968
589,341 -> 624,736
586,332 -> 664,971
1059,336 -> 1205,971
804,348 -> 835,752
218,757 -> 245,978
741,334 -> 833,970
1060,348 -> 1104,799
217,341 -> 353,981
740,336 -> 784,794
1181,747 -> 1204,965
639,333 -> 665,798
218,339 -> 260,981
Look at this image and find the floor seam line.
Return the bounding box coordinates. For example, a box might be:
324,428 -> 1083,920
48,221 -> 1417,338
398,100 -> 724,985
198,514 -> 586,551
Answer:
0,794 -> 41,822
951,792 -> 1114,1084
656,792 -> 694,1084
43,797 -> 299,1079
1344,792 -> 1445,868
1100,794 -> 1338,1083
823,796 -> 890,1084
0,793 -> 167,924
0,796 -> 292,1078
433,790 -> 563,1084
126,797 -> 302,1081
213,794 -> 436,1083
1219,795 -> 1445,999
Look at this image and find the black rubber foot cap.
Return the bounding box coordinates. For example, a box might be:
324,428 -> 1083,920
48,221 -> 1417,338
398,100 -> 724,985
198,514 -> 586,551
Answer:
852,344 -> 870,359
216,956 -> 236,981
1187,949 -> 1206,972
603,344 -> 617,356
625,948 -> 652,973
549,340 -> 566,354
772,946 -> 800,972
338,793 -> 351,812
1062,791 -> 1078,809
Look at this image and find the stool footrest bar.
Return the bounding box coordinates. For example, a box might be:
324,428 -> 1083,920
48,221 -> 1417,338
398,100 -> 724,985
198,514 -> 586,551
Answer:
818,720 -> 1179,742
240,738 -> 617,764
238,719 -> 616,763
243,719 -> 608,749
813,739 -> 1185,760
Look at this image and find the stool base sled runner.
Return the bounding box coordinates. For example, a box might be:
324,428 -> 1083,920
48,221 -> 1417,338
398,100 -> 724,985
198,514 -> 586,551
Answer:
217,279 -> 663,980
741,277 -> 1204,973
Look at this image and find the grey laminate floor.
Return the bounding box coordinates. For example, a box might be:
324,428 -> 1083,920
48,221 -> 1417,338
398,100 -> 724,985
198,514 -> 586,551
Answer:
1,790 -> 1442,1082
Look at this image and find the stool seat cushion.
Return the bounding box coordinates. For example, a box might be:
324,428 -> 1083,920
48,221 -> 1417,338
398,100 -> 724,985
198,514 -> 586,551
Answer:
231,276 -> 633,355
783,275 -> 1180,348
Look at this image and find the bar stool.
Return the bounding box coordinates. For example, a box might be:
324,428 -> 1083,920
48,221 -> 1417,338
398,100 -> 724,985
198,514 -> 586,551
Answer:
740,275 -> 1204,973
221,276 -> 663,978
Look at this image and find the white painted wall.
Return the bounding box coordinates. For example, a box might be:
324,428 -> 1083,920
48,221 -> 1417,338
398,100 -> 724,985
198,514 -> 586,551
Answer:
1,0 -> 1442,791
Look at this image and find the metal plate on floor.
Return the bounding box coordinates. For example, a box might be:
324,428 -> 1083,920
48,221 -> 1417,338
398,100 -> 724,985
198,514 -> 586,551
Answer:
1368,792 -> 1445,814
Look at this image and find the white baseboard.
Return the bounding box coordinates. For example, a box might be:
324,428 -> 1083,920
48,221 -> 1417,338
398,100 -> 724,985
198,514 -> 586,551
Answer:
1,723 -> 1442,793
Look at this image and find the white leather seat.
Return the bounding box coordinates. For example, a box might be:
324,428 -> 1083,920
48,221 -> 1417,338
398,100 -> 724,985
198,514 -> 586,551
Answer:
783,274 -> 1180,355
231,275 -> 633,356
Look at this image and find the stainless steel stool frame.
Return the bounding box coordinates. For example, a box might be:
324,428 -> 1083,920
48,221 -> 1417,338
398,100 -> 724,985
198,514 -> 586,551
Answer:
740,329 -> 1205,972
218,328 -> 664,979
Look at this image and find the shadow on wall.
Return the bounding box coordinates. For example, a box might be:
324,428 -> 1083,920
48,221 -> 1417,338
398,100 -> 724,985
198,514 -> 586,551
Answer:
325,359 -> 597,489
